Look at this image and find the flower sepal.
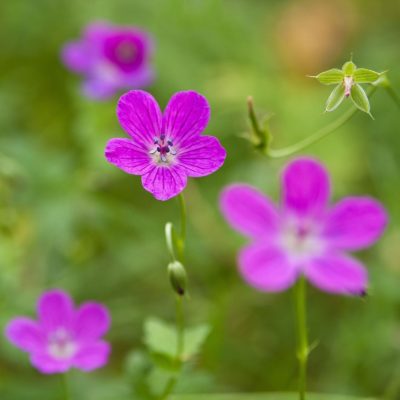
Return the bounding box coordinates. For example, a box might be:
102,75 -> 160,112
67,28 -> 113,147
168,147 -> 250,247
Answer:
247,96 -> 273,154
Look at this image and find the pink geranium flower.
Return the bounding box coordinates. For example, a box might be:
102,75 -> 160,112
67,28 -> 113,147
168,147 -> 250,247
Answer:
220,158 -> 387,295
105,90 -> 227,201
5,290 -> 111,374
61,22 -> 154,100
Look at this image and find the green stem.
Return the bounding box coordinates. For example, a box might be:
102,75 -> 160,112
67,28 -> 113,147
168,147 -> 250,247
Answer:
385,85 -> 400,109
266,87 -> 377,159
61,373 -> 72,400
160,195 -> 187,400
177,193 -> 187,262
160,296 -> 185,400
295,276 -> 309,400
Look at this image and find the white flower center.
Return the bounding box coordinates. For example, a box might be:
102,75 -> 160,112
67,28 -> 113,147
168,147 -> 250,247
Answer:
47,328 -> 77,360
149,134 -> 178,165
344,76 -> 354,98
280,219 -> 322,261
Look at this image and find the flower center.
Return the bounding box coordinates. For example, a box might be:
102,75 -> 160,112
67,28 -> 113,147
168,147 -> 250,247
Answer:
47,328 -> 77,360
149,134 -> 177,165
344,76 -> 354,97
116,40 -> 137,63
280,220 -> 321,260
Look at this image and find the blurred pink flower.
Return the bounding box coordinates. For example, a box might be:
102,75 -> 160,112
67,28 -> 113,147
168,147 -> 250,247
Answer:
5,289 -> 111,374
220,158 -> 387,295
62,22 -> 154,100
105,90 -> 226,201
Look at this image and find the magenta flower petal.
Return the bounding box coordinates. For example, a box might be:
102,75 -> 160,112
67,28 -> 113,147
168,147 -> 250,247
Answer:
282,158 -> 330,217
178,135 -> 227,177
38,290 -> 74,332
117,90 -> 162,144
83,21 -> 112,42
5,289 -> 111,374
220,184 -> 280,239
61,42 -> 91,73
62,22 -> 154,100
5,318 -> 44,353
239,243 -> 298,292
83,79 -> 116,101
30,353 -> 71,374
141,165 -> 187,201
162,91 -> 210,146
72,341 -> 111,372
220,156 -> 387,296
325,197 -> 388,250
106,90 -> 226,201
305,253 -> 368,295
74,303 -> 111,343
105,138 -> 152,175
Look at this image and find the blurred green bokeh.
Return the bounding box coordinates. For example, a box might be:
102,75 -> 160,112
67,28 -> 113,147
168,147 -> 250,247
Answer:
0,0 -> 399,399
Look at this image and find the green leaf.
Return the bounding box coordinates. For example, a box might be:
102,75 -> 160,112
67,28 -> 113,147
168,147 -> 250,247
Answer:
147,367 -> 176,397
325,84 -> 345,112
124,350 -> 154,400
350,84 -> 372,116
183,324 -> 211,359
342,61 -> 356,75
144,317 -> 177,359
353,68 -> 380,83
313,68 -> 343,85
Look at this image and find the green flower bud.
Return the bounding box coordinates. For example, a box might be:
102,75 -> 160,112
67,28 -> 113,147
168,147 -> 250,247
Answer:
247,96 -> 273,153
168,261 -> 187,296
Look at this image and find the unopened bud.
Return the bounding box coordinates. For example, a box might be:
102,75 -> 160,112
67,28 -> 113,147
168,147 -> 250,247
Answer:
167,261 -> 187,296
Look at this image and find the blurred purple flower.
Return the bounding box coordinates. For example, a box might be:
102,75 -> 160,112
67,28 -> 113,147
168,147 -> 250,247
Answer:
105,90 -> 226,201
220,158 -> 387,295
62,22 -> 154,100
5,289 -> 111,374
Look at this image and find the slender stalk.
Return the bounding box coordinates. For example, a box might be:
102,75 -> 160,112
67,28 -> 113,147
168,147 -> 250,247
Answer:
295,276 -> 309,400
61,373 -> 72,400
385,85 -> 400,109
160,296 -> 185,400
160,194 -> 187,400
177,193 -> 187,262
176,295 -> 185,356
266,87 -> 377,159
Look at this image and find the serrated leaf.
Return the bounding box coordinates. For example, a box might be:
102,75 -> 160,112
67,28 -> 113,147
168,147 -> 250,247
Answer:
350,84 -> 371,115
144,317 -> 177,359
313,68 -> 343,85
325,84 -> 345,112
183,324 -> 211,359
342,61 -> 356,75
353,68 -> 380,83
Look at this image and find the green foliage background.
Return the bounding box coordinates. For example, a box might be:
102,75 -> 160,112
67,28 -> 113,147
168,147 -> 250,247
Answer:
0,0 -> 399,398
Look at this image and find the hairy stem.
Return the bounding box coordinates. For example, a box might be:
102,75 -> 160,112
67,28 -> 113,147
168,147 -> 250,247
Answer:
295,276 -> 309,400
